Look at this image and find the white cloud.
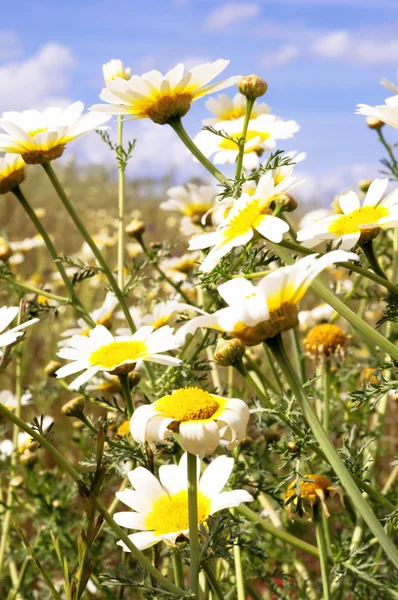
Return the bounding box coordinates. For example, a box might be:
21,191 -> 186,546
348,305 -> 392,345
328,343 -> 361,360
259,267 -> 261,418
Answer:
311,30 -> 398,64
0,42 -> 76,112
262,45 -> 300,67
0,30 -> 22,60
205,3 -> 260,30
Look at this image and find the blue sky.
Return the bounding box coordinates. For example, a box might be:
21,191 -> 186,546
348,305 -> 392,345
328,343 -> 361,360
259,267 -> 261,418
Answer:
1,0 -> 398,201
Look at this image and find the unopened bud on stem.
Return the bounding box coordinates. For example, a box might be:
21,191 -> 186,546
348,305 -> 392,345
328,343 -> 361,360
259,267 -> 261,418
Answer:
62,396 -> 85,417
213,338 -> 245,367
238,75 -> 268,100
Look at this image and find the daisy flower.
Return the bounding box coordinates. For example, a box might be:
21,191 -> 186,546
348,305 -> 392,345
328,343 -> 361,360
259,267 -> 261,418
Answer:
0,390 -> 32,410
177,251 -> 358,346
356,96 -> 398,129
159,253 -> 200,282
297,179 -> 398,249
160,183 -> 218,223
131,386 -> 249,457
56,324 -> 181,390
116,300 -> 206,336
10,235 -> 45,254
59,292 -> 118,345
103,59 -> 131,84
90,59 -> 240,125
203,92 -> 270,125
268,151 -> 306,185
0,306 -> 38,356
0,102 -> 111,164
114,453 -> 253,550
285,474 -> 339,519
0,154 -> 26,194
194,114 -> 299,170
188,172 -> 295,273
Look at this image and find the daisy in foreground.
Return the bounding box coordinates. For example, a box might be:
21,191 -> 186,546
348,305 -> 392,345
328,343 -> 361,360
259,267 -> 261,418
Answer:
114,453 -> 253,550
189,172 -> 295,273
0,102 -> 111,164
297,178 -> 398,249
177,251 -> 358,346
0,306 -> 38,356
131,387 -> 249,457
356,95 -> 398,129
90,59 -> 240,124
56,324 -> 181,390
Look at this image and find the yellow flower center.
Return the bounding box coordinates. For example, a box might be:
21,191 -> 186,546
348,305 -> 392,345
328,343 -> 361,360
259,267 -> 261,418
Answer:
170,259 -> 196,273
28,127 -> 48,138
155,387 -> 221,422
218,130 -> 270,152
152,316 -> 169,330
328,206 -> 389,236
182,203 -> 213,218
116,420 -> 131,437
304,323 -> 346,358
286,474 -> 332,502
89,340 -> 147,369
224,198 -> 265,239
145,489 -> 211,536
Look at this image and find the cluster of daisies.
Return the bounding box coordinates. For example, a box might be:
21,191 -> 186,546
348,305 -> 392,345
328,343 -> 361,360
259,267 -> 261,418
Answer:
1,55 -> 398,553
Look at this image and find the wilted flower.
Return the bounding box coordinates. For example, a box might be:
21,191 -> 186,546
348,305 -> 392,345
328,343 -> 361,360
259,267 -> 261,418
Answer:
177,251 -> 358,346
304,323 -> 347,361
0,102 -> 111,163
131,387 -> 249,457
0,154 -> 26,194
189,172 -> 295,273
91,59 -> 240,125
285,474 -> 338,518
297,179 -> 398,249
114,453 -> 253,550
0,306 -> 38,356
56,324 -> 181,390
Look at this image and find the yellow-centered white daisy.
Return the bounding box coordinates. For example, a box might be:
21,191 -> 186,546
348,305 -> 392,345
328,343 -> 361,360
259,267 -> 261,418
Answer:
356,96 -> 398,129
0,154 -> 26,194
0,390 -> 32,410
56,324 -> 181,390
203,92 -> 270,125
131,386 -> 249,458
90,59 -> 240,125
59,292 -> 118,345
114,453 -> 253,550
188,172 -> 295,273
0,306 -> 38,356
159,253 -> 200,282
116,300 -> 206,335
194,114 -> 299,170
0,102 -> 111,164
160,183 -> 218,223
297,179 -> 398,249
103,59 -> 131,84
177,251 -> 358,346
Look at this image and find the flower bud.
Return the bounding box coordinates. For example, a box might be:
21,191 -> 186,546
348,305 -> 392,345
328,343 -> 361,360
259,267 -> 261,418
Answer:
128,370 -> 141,388
275,193 -> 298,213
238,75 -> 268,99
366,116 -> 384,130
110,362 -> 137,376
287,440 -> 298,454
358,179 -> 373,193
213,338 -> 245,367
125,218 -> 145,239
62,396 -> 85,417
44,360 -> 62,377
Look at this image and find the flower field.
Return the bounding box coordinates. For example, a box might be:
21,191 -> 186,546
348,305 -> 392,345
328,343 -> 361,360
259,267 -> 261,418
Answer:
0,57 -> 397,600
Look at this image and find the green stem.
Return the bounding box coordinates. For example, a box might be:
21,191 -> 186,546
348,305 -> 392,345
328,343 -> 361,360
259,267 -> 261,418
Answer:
119,373 -> 134,418
235,98 -> 255,180
0,276 -> 70,304
323,361 -> 332,434
117,116 -> 125,290
361,240 -> 388,280
244,353 -> 277,395
172,551 -> 184,589
235,360 -> 274,410
315,517 -> 331,600
0,403 -> 185,598
187,452 -> 200,597
6,556 -> 30,600
13,185 -> 94,327
377,129 -> 398,175
291,327 -> 306,384
202,563 -> 225,600
233,539 -> 245,600
266,333 -> 398,569
169,118 -> 232,188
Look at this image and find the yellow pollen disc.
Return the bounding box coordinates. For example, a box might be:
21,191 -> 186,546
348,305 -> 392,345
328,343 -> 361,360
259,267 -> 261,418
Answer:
89,340 -> 147,369
304,323 -> 346,358
328,205 -> 389,236
145,490 -> 211,536
155,387 -> 222,422
218,130 -> 270,152
182,203 -> 213,218
28,127 -> 48,138
286,474 -> 332,502
224,198 -> 264,239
